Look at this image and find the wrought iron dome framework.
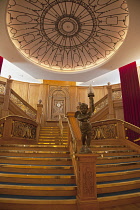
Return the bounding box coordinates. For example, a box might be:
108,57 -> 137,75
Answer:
6,0 -> 129,73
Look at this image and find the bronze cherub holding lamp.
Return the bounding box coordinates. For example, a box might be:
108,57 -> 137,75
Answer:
75,85 -> 95,153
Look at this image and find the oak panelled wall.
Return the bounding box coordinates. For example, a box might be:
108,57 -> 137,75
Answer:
0,76 -> 121,125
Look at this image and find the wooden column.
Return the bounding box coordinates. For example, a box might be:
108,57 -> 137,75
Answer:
2,78 -> 13,117
106,83 -> 115,119
76,154 -> 99,210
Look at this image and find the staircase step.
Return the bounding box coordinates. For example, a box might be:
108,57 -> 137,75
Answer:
0,196 -> 77,210
97,154 -> 140,164
97,179 -> 140,194
91,145 -> 128,151
0,173 -> 76,184
98,191 -> 140,209
0,144 -> 68,151
0,164 -> 74,174
0,183 -> 77,196
39,136 -> 68,139
0,156 -> 72,165
96,161 -> 140,172
91,140 -> 125,145
93,150 -> 137,157
0,150 -> 70,157
96,169 -> 140,183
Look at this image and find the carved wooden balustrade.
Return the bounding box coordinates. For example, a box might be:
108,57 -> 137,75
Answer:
0,115 -> 38,143
10,89 -> 37,120
0,81 -> 6,95
91,119 -> 140,142
91,87 -> 122,121
94,87 -> 122,113
94,94 -> 108,114
0,79 -> 41,122
112,88 -> 122,100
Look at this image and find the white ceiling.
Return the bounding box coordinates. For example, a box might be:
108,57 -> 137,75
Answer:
0,0 -> 140,83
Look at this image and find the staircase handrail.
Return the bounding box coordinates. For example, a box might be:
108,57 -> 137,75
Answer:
10,89 -> 37,120
67,112 -> 81,154
58,114 -> 64,144
94,94 -> 108,113
0,115 -> 38,142
94,88 -> 122,115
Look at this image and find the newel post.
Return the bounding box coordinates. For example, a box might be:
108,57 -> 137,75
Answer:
76,154 -> 99,210
36,100 -> 43,124
116,121 -> 126,140
3,116 -> 13,140
36,100 -> 43,142
106,82 -> 115,119
2,76 -> 13,117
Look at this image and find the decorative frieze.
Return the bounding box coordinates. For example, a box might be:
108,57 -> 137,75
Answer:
92,123 -> 117,139
12,120 -> 36,139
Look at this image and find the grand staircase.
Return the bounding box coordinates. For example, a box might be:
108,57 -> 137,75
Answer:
0,126 -> 77,210
90,139 -> 140,209
0,125 -> 140,209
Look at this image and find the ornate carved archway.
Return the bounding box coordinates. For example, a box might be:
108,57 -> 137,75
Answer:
48,86 -> 70,121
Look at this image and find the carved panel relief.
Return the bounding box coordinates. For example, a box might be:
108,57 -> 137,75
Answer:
48,86 -> 70,121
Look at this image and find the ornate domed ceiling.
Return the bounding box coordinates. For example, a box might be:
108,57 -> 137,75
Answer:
6,0 -> 129,73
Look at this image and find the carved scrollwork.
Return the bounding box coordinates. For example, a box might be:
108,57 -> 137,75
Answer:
94,97 -> 108,113
11,93 -> 36,119
0,84 -> 5,94
112,89 -> 122,100
83,166 -> 94,197
92,124 -> 117,139
12,121 -> 36,139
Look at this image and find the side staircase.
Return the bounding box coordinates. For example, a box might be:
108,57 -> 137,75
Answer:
0,126 -> 77,210
90,139 -> 140,209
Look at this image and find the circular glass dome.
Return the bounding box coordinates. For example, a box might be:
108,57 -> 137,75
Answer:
6,0 -> 129,72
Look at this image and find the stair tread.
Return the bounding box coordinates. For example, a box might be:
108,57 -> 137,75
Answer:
97,169 -> 140,177
0,173 -> 75,178
0,184 -> 77,190
0,156 -> 71,160
98,188 -> 140,197
0,164 -> 73,169
0,150 -> 70,154
0,197 -> 77,205
0,144 -> 68,148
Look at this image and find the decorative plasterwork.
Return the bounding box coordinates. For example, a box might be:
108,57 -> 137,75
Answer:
6,0 -> 129,73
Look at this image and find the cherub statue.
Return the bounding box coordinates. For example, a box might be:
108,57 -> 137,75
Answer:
75,92 -> 95,153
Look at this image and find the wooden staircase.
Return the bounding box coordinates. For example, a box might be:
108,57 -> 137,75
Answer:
90,139 -> 140,209
0,125 -> 140,209
0,126 -> 77,210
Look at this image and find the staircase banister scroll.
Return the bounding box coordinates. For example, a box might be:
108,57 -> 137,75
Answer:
0,81 -> 6,86
11,89 -> 37,113
94,94 -> 108,108
0,115 -> 38,143
91,119 -> 140,141
10,89 -> 37,120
